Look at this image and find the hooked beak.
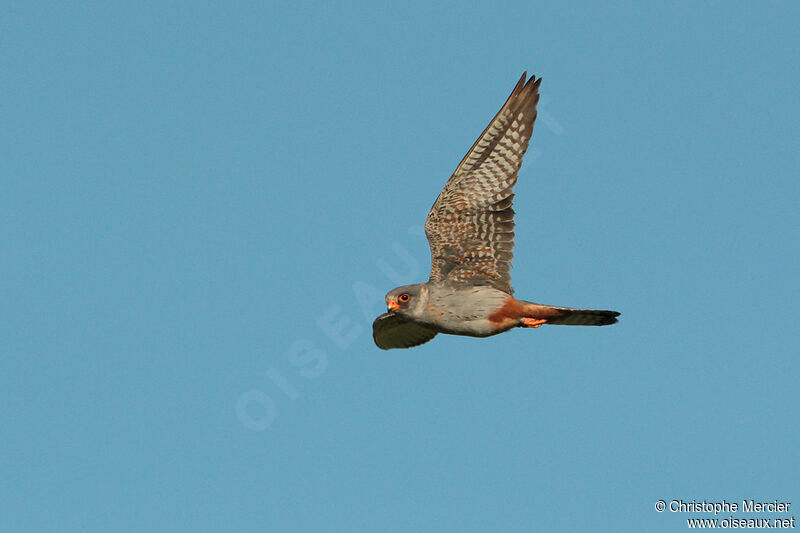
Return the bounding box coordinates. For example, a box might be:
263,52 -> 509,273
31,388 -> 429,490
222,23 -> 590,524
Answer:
387,300 -> 400,312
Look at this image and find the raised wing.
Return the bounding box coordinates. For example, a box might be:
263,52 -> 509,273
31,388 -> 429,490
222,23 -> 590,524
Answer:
372,313 -> 438,350
424,73 -> 541,294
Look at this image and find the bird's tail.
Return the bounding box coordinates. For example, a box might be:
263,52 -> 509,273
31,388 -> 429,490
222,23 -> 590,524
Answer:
523,303 -> 620,326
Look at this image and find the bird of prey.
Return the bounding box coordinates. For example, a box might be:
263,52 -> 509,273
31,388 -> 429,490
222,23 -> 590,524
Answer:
373,73 -> 619,350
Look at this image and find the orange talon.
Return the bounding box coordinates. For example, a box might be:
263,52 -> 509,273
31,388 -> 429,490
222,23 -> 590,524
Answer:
522,318 -> 547,328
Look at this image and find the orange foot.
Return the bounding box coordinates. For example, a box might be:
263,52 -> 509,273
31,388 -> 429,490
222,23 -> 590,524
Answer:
522,318 -> 547,328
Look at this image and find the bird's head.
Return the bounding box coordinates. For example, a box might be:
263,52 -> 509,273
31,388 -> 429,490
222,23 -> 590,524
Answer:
385,284 -> 427,316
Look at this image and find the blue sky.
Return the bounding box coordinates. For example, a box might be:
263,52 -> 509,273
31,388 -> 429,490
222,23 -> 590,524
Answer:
2,1 -> 799,531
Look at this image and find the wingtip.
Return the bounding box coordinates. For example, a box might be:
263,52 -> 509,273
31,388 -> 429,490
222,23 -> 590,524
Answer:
511,71 -> 542,101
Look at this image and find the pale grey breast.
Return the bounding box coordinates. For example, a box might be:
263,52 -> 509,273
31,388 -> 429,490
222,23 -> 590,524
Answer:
421,284 -> 511,336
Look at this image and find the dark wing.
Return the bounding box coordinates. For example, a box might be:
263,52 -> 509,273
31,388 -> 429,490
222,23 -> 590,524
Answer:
372,313 -> 438,350
425,73 -> 541,294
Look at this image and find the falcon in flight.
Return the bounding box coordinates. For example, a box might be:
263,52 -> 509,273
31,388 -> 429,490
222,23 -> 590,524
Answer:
373,73 -> 619,350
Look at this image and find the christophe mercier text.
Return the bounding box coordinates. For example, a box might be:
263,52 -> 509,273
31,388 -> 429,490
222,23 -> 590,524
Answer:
670,500 -> 791,514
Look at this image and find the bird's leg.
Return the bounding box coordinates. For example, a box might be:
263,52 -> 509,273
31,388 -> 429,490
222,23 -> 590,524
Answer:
521,318 -> 547,328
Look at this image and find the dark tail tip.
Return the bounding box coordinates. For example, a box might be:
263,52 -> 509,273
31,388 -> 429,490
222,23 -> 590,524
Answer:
550,309 -> 620,326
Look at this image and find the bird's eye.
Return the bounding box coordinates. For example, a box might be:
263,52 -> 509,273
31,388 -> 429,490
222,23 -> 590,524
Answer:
398,293 -> 410,303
